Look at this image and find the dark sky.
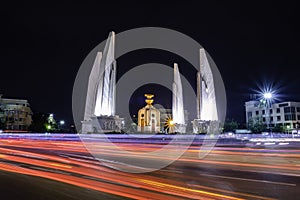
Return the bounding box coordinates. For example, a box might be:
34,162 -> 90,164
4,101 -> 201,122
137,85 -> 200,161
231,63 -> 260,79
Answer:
1,1 -> 299,126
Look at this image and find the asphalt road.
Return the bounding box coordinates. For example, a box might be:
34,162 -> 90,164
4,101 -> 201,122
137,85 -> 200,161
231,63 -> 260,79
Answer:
0,134 -> 299,199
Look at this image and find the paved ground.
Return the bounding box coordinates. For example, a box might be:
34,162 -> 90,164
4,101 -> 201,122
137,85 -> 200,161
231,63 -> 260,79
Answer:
0,134 -> 299,199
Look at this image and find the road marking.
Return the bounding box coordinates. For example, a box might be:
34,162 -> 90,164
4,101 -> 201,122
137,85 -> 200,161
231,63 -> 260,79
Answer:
264,142 -> 276,145
278,142 -> 289,145
200,174 -> 296,187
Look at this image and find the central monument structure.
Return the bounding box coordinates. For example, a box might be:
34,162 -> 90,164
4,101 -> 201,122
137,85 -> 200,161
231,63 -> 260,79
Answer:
81,30 -> 219,134
81,31 -> 124,133
137,94 -> 161,133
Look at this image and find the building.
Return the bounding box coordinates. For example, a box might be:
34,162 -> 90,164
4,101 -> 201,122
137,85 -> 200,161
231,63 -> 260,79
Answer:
245,100 -> 300,130
0,95 -> 33,131
137,94 -> 160,133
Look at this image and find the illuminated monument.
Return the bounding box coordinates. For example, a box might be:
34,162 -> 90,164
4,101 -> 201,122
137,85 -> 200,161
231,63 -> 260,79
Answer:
137,94 -> 161,133
81,31 -> 124,133
171,63 -> 186,133
192,48 -> 219,133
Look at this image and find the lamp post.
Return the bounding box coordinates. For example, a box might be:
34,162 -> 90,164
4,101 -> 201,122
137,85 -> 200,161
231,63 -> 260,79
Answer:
59,120 -> 65,132
287,125 -> 290,138
263,92 -> 273,137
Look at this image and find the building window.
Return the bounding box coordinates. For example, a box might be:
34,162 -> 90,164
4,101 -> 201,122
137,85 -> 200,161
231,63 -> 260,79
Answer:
141,114 -> 144,117
291,107 -> 296,113
297,107 -> 300,113
262,110 -> 265,115
284,107 -> 291,113
298,115 -> 300,120
263,117 -> 266,122
152,114 -> 155,117
277,108 -> 280,113
277,116 -> 281,121
270,117 -> 273,122
285,115 -> 293,121
247,112 -> 252,119
270,109 -> 273,114
255,110 -> 259,115
285,114 -> 296,121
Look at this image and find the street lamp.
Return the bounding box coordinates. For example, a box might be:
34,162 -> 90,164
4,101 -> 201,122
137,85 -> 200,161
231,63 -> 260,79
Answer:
262,91 -> 274,136
59,120 -> 65,133
287,125 -> 290,137
263,92 -> 272,100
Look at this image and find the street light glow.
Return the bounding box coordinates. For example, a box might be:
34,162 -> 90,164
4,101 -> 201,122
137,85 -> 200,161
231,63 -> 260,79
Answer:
263,92 -> 272,99
60,120 -> 65,125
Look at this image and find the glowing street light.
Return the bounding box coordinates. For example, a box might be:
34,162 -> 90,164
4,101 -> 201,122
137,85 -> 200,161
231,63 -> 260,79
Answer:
60,120 -> 65,125
263,92 -> 272,99
164,117 -> 176,134
261,90 -> 274,134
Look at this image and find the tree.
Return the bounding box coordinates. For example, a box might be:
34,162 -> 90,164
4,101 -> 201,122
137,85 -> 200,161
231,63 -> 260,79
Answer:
273,124 -> 284,133
248,118 -> 266,133
123,117 -> 137,133
29,113 -> 56,133
0,118 -> 5,130
0,107 -> 5,130
223,119 -> 239,132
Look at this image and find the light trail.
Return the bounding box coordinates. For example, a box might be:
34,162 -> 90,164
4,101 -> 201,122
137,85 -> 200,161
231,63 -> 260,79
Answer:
0,135 -> 299,199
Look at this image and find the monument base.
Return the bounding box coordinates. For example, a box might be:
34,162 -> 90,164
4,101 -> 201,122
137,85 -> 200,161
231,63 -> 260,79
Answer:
169,123 -> 187,134
137,125 -> 160,133
192,119 -> 220,134
81,119 -> 94,133
81,115 -> 124,133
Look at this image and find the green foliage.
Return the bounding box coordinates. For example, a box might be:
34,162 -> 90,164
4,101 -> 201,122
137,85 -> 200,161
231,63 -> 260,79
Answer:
0,118 -> 5,130
0,107 -> 6,130
29,113 -> 57,133
29,113 -> 48,132
272,124 -> 284,133
123,117 -> 137,133
223,119 -> 239,132
248,117 -> 266,133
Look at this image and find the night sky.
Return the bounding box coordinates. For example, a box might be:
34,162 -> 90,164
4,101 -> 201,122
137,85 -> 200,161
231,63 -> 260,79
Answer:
1,1 -> 299,126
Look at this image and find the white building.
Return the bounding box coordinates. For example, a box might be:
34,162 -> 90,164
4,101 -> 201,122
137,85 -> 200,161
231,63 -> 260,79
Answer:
0,95 -> 33,131
245,100 -> 300,129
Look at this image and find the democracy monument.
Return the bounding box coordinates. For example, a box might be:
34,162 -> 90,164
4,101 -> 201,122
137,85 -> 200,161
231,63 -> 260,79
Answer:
81,31 -> 219,134
81,32 -> 124,133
